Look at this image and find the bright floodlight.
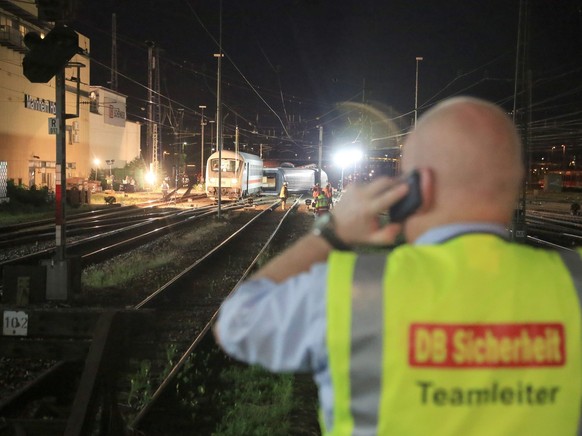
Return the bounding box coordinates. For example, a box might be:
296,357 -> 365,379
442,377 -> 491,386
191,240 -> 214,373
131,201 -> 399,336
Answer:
333,148 -> 363,191
333,148 -> 363,168
145,171 -> 156,185
93,158 -> 100,166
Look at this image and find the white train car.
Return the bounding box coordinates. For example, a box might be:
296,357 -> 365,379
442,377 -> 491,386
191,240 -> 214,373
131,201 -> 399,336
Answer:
205,150 -> 263,201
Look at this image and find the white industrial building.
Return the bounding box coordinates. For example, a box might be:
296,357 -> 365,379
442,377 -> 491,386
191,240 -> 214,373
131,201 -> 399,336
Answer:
0,0 -> 141,195
88,86 -> 141,176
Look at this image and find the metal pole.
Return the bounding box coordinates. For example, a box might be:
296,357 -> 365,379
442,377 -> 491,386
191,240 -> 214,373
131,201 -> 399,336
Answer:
318,125 -> 323,185
209,121 -> 215,153
235,125 -> 239,156
199,105 -> 206,182
55,68 -> 66,263
414,56 -> 423,127
215,53 -> 223,217
510,0 -> 528,242
146,42 -> 155,172
44,66 -> 71,301
111,13 -> 118,91
215,0 -> 223,218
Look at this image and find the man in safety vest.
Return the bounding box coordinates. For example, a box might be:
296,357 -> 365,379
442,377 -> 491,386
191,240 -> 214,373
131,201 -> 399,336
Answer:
214,97 -> 582,435
279,182 -> 289,210
315,189 -> 331,216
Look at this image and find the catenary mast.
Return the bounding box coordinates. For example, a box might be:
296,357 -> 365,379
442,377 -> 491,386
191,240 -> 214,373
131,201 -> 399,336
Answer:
147,42 -> 161,175
110,13 -> 118,91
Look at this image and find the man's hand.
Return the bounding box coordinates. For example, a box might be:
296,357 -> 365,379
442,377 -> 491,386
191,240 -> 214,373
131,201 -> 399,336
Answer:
333,177 -> 410,246
250,176 -> 411,283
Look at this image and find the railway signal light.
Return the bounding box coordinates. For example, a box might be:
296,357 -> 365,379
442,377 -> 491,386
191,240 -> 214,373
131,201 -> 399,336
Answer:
22,24 -> 79,83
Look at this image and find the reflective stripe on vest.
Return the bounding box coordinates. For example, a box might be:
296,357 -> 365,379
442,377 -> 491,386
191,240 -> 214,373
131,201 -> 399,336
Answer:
326,239 -> 582,436
327,252 -> 391,435
559,250 -> 582,302
350,254 -> 386,434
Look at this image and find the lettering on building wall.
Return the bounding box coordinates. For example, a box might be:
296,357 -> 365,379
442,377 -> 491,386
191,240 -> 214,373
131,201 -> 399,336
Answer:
104,99 -> 126,127
24,94 -> 56,114
108,105 -> 126,120
72,121 -> 79,143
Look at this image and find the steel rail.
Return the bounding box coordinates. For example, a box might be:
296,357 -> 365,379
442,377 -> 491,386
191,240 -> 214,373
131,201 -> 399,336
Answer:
133,198 -> 283,309
129,197 -> 300,430
0,197 -> 274,274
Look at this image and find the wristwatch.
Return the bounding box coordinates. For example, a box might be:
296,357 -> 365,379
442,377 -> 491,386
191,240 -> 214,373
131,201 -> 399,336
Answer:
312,213 -> 351,251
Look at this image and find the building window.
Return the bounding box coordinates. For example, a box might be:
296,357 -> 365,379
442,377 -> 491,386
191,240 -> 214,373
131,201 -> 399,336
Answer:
90,91 -> 99,114
17,23 -> 26,38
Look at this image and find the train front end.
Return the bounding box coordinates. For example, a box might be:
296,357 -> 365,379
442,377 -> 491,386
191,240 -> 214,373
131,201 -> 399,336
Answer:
206,151 -> 264,201
205,152 -> 243,201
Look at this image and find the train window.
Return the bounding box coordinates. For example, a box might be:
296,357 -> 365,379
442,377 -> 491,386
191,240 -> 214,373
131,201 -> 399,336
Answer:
221,159 -> 237,172
210,158 -> 239,172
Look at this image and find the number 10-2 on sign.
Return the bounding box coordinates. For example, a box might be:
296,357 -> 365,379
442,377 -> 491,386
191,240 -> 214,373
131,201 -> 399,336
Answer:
3,311 -> 28,336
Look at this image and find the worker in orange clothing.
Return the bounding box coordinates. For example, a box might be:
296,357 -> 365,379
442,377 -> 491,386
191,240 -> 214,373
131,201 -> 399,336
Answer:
323,183 -> 334,209
310,184 -> 320,212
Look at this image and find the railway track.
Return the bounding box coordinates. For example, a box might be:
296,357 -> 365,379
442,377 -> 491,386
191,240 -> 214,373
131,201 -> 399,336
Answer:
0,197 -> 301,435
128,199 -> 300,432
0,197 -> 260,301
0,194 -> 580,434
0,196 -> 271,278
0,193 -> 208,250
525,209 -> 582,249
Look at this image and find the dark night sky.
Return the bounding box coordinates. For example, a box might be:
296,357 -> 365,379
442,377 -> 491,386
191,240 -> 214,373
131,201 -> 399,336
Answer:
72,0 -> 582,159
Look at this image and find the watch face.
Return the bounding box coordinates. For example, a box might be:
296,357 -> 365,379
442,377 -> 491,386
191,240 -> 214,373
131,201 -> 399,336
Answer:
315,212 -> 332,229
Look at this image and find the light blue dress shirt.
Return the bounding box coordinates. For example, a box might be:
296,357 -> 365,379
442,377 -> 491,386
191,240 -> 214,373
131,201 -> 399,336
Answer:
216,223 -> 509,432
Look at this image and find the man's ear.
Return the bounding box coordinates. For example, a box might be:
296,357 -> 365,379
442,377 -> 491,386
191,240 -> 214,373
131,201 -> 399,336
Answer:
418,167 -> 435,213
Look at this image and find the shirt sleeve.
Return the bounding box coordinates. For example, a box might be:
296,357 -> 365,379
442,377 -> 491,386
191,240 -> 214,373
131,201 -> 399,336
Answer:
216,262 -> 328,373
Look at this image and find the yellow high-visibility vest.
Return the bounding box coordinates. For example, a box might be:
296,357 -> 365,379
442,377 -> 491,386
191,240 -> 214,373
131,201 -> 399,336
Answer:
316,194 -> 330,209
326,234 -> 582,435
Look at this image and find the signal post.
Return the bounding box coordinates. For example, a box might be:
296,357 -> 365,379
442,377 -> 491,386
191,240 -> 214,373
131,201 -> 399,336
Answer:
22,20 -> 81,301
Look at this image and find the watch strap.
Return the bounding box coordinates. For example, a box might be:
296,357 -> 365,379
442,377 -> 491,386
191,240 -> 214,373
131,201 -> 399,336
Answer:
313,215 -> 351,251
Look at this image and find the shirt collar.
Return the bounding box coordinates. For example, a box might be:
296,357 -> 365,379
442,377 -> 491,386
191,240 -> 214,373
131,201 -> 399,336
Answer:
415,222 -> 509,245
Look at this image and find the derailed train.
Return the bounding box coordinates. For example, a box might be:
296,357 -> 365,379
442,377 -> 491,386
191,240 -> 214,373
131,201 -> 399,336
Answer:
205,150 -> 264,201
205,151 -> 328,200
263,166 -> 328,196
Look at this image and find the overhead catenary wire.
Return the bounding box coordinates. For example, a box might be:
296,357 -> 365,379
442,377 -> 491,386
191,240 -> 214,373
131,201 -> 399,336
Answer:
74,16 -> 323,150
69,1 -> 582,159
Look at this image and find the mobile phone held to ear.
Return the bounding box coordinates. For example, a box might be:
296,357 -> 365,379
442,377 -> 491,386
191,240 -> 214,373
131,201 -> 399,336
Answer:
388,170 -> 422,223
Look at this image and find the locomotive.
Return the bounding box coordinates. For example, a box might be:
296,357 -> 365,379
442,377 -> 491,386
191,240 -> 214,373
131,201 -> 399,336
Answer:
205,150 -> 264,201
